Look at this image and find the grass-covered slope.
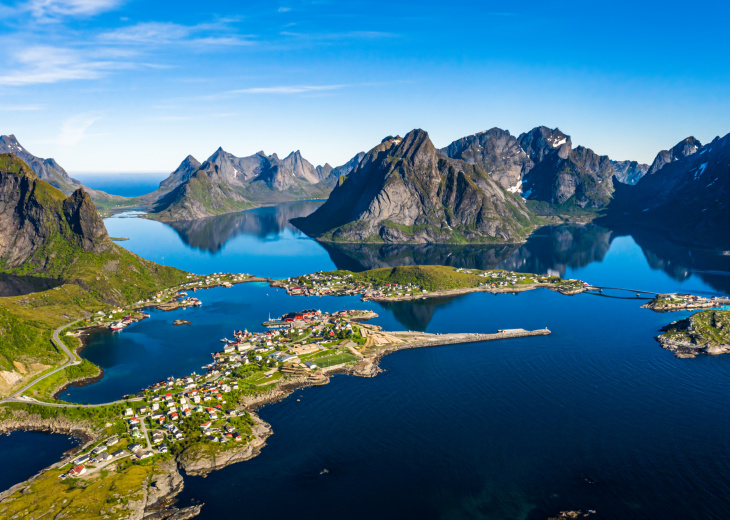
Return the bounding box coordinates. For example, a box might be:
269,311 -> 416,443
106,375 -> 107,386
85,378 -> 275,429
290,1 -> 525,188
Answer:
320,265 -> 557,291
0,154 -> 189,394
148,168 -> 256,221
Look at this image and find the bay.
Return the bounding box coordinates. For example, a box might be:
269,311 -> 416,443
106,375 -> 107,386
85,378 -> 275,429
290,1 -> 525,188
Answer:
17,202 -> 730,518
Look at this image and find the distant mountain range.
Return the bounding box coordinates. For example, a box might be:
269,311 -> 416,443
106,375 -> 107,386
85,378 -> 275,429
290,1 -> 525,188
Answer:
143,147 -> 364,221
3,126 -> 726,246
0,135 -> 125,206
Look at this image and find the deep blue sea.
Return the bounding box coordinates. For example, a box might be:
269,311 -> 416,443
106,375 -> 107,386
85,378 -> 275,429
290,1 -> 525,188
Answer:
72,173 -> 168,197
7,201 -> 730,519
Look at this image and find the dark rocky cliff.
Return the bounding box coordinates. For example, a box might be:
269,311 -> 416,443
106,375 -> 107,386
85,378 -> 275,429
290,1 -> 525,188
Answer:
605,133 -> 730,247
0,154 -> 111,270
440,128 -> 532,192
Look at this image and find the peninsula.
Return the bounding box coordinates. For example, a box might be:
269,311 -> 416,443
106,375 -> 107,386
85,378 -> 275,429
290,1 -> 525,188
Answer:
270,265 -> 588,301
0,305 -> 549,519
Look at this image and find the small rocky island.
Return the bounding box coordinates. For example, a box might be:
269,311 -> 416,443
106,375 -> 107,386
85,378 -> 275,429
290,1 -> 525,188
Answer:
657,310 -> 730,358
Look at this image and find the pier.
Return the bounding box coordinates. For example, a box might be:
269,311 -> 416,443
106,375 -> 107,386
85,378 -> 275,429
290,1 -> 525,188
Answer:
390,328 -> 552,352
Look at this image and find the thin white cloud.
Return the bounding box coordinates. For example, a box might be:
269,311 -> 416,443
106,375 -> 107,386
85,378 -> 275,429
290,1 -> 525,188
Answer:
279,30 -> 398,41
277,7 -> 291,12
100,21 -> 253,46
0,46 -> 120,86
58,113 -> 100,146
229,85 -> 346,94
26,0 -> 123,19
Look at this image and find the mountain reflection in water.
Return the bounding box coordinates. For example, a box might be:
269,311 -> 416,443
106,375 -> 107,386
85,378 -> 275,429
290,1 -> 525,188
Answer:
321,224 -> 612,278
166,200 -> 325,253
139,202 -> 730,295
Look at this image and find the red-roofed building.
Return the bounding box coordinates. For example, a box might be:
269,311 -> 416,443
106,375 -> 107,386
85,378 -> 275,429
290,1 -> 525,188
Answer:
69,464 -> 86,476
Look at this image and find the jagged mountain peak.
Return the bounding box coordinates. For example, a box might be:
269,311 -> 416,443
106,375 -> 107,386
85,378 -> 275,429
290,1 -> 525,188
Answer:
159,155 -> 202,190
518,126 -> 572,163
291,129 -> 536,244
647,135 -> 702,175
0,153 -> 111,269
440,127 -> 532,192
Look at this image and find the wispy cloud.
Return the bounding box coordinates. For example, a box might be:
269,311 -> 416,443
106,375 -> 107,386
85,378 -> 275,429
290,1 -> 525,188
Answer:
99,21 -> 254,47
0,46 -> 121,86
57,113 -> 100,146
229,84 -> 346,94
279,30 -> 398,41
26,0 -> 123,20
277,7 -> 291,13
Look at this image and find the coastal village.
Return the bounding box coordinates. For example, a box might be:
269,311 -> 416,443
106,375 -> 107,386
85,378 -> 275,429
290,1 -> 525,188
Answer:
643,292 -> 730,312
77,272 -> 260,332
51,299 -> 553,483
272,266 -> 589,301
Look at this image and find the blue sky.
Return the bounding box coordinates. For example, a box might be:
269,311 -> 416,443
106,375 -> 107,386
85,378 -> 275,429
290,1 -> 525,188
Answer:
0,0 -> 728,173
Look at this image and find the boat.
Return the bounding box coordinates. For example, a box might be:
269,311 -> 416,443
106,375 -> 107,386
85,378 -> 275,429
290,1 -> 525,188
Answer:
110,322 -> 124,330
220,338 -> 230,343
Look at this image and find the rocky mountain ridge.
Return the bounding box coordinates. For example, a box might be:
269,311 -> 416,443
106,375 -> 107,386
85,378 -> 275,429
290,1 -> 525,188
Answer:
292,129 -> 537,243
0,135 -> 125,205
605,133 -> 730,246
0,153 -> 111,270
148,146 -> 364,221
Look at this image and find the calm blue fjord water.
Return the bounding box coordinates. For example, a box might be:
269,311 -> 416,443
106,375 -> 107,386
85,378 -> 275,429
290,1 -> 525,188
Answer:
11,202 -> 730,518
0,431 -> 79,491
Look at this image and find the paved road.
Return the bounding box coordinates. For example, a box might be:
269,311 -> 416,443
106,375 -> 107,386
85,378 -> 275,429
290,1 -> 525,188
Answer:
0,319 -> 85,404
1,395 -> 143,407
0,317 -> 147,408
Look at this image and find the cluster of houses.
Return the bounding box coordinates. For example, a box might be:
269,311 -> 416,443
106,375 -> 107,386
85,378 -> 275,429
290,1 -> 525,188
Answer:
651,293 -> 730,310
277,268 -> 583,300
60,307 -> 371,481
279,272 -> 426,299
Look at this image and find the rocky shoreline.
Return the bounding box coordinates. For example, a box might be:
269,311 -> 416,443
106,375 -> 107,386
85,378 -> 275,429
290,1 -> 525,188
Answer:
51,365 -> 104,400
656,336 -> 730,358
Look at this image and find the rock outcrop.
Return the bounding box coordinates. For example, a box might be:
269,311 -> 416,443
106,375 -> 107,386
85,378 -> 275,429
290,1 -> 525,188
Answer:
440,128 -> 533,192
0,153 -> 112,269
292,129 -> 537,243
657,310 -> 730,358
177,417 -> 272,476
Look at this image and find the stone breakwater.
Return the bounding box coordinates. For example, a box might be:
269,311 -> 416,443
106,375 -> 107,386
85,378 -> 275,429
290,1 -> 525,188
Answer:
353,330 -> 552,377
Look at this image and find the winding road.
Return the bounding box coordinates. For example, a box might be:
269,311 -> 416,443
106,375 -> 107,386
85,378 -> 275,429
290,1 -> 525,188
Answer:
0,318 -> 142,408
